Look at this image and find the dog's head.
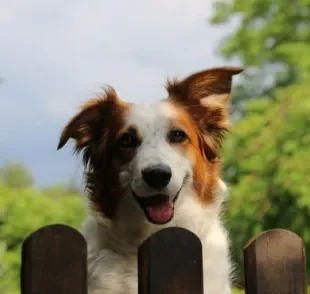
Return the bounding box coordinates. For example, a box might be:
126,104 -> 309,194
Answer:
58,67 -> 242,225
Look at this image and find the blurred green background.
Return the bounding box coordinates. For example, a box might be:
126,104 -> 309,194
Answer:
1,0 -> 310,292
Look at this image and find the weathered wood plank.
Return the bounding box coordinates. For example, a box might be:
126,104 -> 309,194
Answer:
21,224 -> 87,294
138,227 -> 203,294
244,228 -> 306,294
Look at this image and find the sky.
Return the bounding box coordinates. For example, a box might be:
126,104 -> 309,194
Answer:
0,0 -> 237,188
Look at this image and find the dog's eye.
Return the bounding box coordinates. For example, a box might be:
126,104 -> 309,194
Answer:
118,133 -> 139,148
168,130 -> 188,143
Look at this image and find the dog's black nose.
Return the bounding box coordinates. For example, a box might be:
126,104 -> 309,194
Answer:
142,164 -> 172,189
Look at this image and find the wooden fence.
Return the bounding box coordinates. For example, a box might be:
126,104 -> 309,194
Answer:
20,224 -> 307,294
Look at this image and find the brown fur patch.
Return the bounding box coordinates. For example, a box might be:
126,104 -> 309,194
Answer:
169,104 -> 220,203
166,66 -> 243,203
167,66 -> 243,159
57,87 -> 131,218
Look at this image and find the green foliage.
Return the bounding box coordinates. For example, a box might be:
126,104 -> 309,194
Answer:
222,82 -> 310,285
0,163 -> 34,189
232,288 -> 244,294
0,175 -> 85,294
210,0 -> 310,106
232,287 -> 310,294
210,0 -> 310,287
42,182 -> 82,198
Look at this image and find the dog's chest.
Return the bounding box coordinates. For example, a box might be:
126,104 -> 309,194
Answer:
88,249 -> 138,294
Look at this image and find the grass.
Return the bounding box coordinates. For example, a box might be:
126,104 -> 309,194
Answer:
233,287 -> 310,294
232,288 -> 244,294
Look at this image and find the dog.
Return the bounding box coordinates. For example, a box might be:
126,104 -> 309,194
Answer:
57,66 -> 243,294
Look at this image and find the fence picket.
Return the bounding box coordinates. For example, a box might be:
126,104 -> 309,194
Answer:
243,228 -> 307,294
19,225 -> 307,293
138,227 -> 203,294
21,224 -> 87,294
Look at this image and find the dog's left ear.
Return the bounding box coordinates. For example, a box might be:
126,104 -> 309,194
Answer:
167,66 -> 243,158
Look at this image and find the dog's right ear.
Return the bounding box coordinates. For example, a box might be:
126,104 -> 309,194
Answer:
57,87 -> 125,155
166,66 -> 243,159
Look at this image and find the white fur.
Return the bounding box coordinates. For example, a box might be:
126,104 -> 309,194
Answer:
82,102 -> 233,294
121,102 -> 192,200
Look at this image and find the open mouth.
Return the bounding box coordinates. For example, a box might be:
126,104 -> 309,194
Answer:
132,176 -> 187,225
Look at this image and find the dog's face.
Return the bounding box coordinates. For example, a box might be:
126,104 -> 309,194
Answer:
58,66 -> 242,225
117,102 -> 196,224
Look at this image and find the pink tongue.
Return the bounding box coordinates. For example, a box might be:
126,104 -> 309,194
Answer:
147,200 -> 173,224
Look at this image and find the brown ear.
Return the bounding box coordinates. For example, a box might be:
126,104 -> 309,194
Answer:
57,87 -> 125,164
167,66 -> 243,158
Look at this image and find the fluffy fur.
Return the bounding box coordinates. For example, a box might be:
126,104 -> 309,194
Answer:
58,66 -> 243,294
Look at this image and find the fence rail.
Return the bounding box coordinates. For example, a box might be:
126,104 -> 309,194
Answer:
20,225 -> 307,294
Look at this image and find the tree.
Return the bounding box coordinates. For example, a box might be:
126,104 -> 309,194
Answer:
210,0 -> 310,287
210,0 -> 310,112
221,82 -> 310,286
42,182 -> 83,199
0,163 -> 34,189
0,181 -> 85,294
